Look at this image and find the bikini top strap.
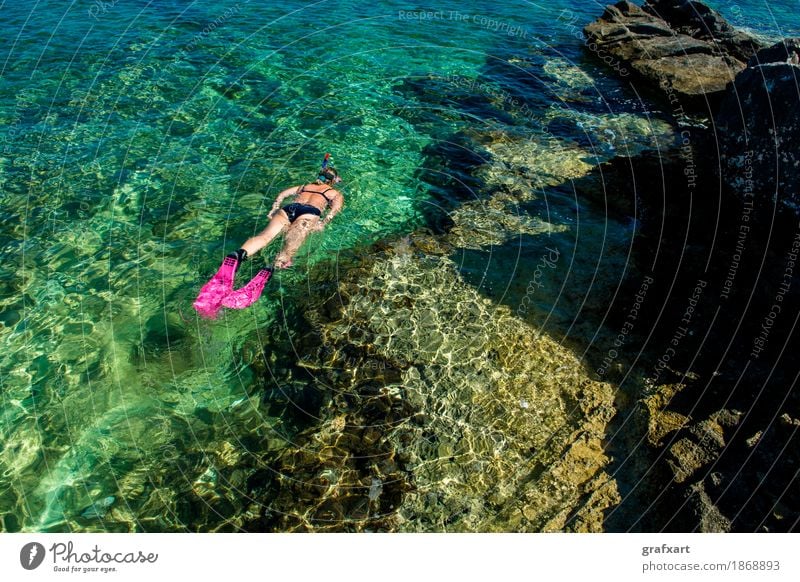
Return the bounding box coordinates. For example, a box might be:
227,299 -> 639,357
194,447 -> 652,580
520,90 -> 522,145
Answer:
296,184 -> 334,204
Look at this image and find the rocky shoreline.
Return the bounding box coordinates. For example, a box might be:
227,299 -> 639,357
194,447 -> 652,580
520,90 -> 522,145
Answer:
581,1 -> 799,531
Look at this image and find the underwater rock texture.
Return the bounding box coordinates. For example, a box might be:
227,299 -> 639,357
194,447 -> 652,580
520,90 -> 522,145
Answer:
580,138 -> 800,531
258,244 -> 621,531
583,1 -> 761,102
444,113 -> 674,249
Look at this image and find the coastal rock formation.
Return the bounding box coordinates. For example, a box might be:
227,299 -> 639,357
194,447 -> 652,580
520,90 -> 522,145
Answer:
716,39 -> 800,218
578,140 -> 800,531
642,0 -> 765,62
583,1 -> 764,101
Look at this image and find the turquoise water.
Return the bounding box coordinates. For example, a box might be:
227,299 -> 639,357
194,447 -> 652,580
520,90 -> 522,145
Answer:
1,0 -> 797,532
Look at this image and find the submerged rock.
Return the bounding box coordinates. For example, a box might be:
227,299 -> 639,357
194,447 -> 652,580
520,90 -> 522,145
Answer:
80,496 -> 115,520
540,58 -> 597,103
542,108 -> 676,159
447,199 -> 566,250
684,482 -> 731,532
642,383 -> 690,446
542,58 -> 595,91
446,112 -> 672,248
468,110 -> 672,199
475,129 -> 595,193
273,245 -> 621,532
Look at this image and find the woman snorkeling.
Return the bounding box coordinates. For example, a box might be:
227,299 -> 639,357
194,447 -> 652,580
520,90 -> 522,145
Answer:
193,154 -> 344,318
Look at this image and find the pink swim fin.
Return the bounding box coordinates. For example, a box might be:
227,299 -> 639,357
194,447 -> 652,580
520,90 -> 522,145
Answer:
221,268 -> 272,309
193,256 -> 238,319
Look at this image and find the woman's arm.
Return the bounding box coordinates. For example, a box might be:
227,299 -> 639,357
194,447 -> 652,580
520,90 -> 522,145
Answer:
316,193 -> 343,230
269,186 -> 299,216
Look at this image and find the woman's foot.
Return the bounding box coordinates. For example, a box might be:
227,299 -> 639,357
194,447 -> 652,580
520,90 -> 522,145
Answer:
274,256 -> 293,269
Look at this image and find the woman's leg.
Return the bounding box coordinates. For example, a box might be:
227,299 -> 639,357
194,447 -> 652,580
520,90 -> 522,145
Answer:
274,215 -> 316,268
240,212 -> 289,257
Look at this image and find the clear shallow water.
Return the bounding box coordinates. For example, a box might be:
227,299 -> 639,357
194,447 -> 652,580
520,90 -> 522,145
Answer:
1,0 -> 797,532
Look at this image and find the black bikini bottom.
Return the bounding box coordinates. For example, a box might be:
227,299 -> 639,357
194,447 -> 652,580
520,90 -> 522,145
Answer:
282,203 -> 321,223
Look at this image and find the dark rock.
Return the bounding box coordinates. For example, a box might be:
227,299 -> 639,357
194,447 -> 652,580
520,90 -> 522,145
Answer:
716,39 -> 800,219
643,0 -> 766,62
584,1 -> 755,103
747,40 -> 800,67
684,482 -> 731,532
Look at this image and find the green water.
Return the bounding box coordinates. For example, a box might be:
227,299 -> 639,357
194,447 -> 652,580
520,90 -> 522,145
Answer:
1,0 -> 796,532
